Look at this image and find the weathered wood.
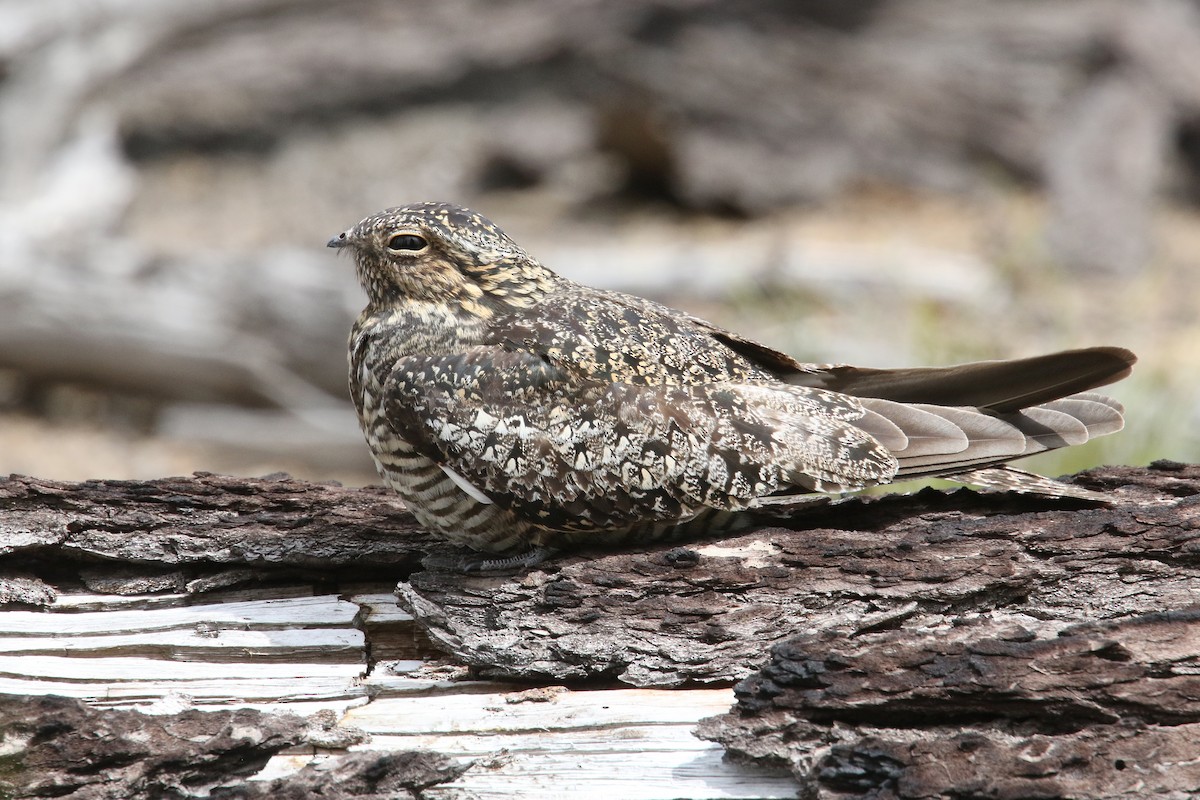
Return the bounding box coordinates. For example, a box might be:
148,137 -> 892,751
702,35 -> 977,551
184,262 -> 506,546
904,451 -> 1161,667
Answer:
2,464 -> 1199,798
0,694 -> 466,800
696,611 -> 1200,798
0,471 -> 435,571
0,470 -> 801,797
342,686 -> 796,800
396,462 -> 1200,687
0,592 -> 369,712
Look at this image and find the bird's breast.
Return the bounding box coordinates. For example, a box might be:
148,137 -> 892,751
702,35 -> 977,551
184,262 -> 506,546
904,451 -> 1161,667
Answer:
348,304 -> 532,550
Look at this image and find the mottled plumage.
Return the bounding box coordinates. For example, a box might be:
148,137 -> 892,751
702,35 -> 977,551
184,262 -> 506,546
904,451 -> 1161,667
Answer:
329,202 -> 1135,560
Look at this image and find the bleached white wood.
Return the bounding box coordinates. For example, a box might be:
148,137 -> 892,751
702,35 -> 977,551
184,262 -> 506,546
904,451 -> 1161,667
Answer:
0,595 -> 359,635
50,592 -> 190,610
254,686 -> 795,800
0,627 -> 364,659
347,593 -> 414,624
359,668 -> 500,696
49,585 -> 322,611
203,697 -> 372,716
336,686 -> 800,798
258,745 -> 794,800
361,725 -> 716,757
0,674 -> 366,703
426,748 -> 796,800
0,586 -> 786,798
0,655 -> 363,681
343,687 -> 737,733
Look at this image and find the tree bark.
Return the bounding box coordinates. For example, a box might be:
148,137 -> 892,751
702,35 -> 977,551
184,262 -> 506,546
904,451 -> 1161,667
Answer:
0,471 -> 435,577
696,611 -> 1200,799
0,695 -> 467,800
397,462 -> 1200,686
2,462 -> 1198,798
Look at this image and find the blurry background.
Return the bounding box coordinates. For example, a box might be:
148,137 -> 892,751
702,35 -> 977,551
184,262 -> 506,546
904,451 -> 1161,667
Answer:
1,0 -> 1197,487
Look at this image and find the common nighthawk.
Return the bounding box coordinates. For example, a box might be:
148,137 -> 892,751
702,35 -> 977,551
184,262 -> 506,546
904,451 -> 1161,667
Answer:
329,202 -> 1134,566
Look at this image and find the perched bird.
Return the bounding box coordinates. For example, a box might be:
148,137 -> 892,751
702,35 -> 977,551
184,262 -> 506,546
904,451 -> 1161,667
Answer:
329,202 -> 1135,568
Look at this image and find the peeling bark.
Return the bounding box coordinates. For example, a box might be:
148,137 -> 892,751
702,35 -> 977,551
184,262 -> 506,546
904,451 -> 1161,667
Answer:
0,695 -> 466,800
696,610 -> 1200,798
0,472 -> 435,581
396,463 -> 1200,687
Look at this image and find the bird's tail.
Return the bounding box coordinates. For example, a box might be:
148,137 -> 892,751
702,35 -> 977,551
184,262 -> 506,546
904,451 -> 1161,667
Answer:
853,391 -> 1125,481
797,345 -> 1134,490
795,346 -> 1135,413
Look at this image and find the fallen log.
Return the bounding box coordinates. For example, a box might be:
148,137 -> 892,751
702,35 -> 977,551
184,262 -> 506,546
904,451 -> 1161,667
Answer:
0,462 -> 1197,799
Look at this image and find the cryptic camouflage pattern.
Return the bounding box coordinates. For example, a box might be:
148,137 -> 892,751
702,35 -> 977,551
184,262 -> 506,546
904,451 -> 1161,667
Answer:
333,202 -> 1129,555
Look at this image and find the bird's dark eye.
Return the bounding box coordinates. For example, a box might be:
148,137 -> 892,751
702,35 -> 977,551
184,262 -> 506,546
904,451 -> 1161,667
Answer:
387,234 -> 428,252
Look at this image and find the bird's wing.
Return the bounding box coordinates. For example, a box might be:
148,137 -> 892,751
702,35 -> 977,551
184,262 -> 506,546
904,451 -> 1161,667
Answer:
491,285 -> 1134,414
380,346 -> 897,531
572,292 -> 1136,413
786,347 -> 1136,413
490,287 -> 785,385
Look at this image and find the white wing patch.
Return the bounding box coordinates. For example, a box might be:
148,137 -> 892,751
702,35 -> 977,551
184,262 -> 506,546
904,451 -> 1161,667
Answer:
440,464 -> 495,504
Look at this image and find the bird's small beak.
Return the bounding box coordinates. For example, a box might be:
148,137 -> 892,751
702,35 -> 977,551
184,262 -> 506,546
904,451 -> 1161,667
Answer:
327,230 -> 351,249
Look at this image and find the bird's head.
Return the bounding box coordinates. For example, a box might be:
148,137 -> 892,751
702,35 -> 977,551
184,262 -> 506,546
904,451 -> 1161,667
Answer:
328,202 -> 557,315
